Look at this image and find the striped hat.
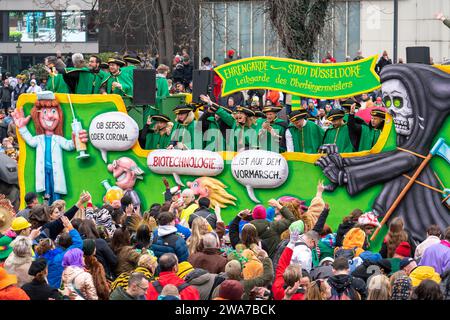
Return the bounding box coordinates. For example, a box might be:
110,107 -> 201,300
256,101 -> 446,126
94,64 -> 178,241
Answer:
327,109 -> 345,121
177,261 -> 194,279
289,108 -> 308,122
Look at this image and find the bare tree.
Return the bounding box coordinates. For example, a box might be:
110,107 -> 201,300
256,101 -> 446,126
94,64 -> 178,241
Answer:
267,0 -> 332,60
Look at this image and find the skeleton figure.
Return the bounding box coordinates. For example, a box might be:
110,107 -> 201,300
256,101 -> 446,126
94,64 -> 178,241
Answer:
316,64 -> 450,242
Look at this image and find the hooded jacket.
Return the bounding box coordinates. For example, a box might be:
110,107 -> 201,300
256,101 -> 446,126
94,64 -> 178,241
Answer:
61,266 -> 98,300
185,269 -> 224,300
327,274 -> 367,300
250,206 -> 296,258
151,225 -> 189,262
40,229 -> 83,288
340,228 -> 366,257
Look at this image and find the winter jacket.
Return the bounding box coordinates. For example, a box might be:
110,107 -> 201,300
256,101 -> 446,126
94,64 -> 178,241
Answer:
440,269 -> 450,300
415,236 -> 441,262
151,225 -> 189,262
40,229 -> 83,288
0,85 -> 14,103
61,266 -> 98,300
114,246 -> 141,276
188,248 -> 227,274
4,254 -> 33,287
250,206 -> 296,258
21,279 -> 61,300
180,202 -> 199,227
335,221 -> 356,247
185,269 -> 225,300
93,238 -> 117,280
146,271 -> 200,300
327,274 -> 367,300
291,240 -> 314,272
273,246 -> 305,300
110,286 -> 145,300
375,57 -> 392,74
13,83 -> 28,101
211,257 -> 274,300
419,240 -> 450,274
0,285 -> 30,300
188,207 -> 217,229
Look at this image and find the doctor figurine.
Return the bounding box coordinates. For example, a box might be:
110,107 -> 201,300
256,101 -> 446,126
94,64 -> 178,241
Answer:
12,91 -> 89,204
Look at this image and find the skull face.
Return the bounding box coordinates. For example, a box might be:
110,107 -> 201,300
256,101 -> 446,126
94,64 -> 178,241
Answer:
381,79 -> 413,137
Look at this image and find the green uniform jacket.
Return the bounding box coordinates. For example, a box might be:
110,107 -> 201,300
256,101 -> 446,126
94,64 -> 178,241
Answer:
65,67 -> 108,94
170,118 -> 199,149
156,75 -> 169,107
287,120 -> 324,153
101,70 -> 134,98
256,117 -> 287,153
146,130 -> 171,149
203,116 -> 227,151
216,107 -> 258,151
347,114 -> 382,151
322,124 -> 355,153
46,74 -> 70,93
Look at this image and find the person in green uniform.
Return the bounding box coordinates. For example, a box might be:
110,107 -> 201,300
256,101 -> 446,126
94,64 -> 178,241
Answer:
201,94 -> 258,152
100,57 -> 134,100
169,105 -> 200,150
286,108 -> 324,153
257,105 -> 287,153
348,103 -> 386,151
321,109 -> 355,153
60,53 -> 107,94
44,56 -> 70,93
139,114 -> 173,149
198,102 -> 233,151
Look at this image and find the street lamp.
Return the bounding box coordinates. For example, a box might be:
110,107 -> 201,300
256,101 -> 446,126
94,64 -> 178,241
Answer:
16,40 -> 22,72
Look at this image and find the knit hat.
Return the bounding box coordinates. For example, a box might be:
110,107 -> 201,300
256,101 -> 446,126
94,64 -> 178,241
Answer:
394,241 -> 411,257
319,257 -> 334,267
82,239 -> 96,256
0,267 -> 17,290
357,212 -> 380,227
28,257 -> 47,276
266,206 -> 275,222
409,266 -> 441,287
10,217 -> 31,232
252,205 -> 266,220
177,261 -> 194,279
219,280 -> 244,300
391,276 -> 412,300
225,260 -> 242,278
0,207 -> 13,233
0,235 -> 13,260
289,220 -> 305,235
227,49 -> 235,57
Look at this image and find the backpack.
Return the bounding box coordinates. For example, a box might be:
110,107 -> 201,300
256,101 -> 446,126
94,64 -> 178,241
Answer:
151,233 -> 180,258
329,283 -> 358,300
152,280 -> 190,295
334,247 -> 357,260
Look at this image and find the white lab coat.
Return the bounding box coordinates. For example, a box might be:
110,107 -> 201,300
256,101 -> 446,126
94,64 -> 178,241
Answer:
19,126 -> 74,194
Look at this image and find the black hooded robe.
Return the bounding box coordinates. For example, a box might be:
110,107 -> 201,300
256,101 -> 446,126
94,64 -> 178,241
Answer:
336,64 -> 450,242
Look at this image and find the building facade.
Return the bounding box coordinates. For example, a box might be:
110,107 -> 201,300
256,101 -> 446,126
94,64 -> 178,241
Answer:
199,0 -> 450,64
0,0 -> 98,75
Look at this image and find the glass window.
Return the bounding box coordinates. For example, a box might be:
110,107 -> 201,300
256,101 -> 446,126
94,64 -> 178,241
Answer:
239,2 -> 251,58
62,11 -> 87,42
9,12 -> 56,42
200,3 -> 213,61
86,11 -> 99,42
213,3 -> 226,64
347,1 -> 361,59
333,2 -> 347,62
226,3 -> 239,54
252,2 -> 264,56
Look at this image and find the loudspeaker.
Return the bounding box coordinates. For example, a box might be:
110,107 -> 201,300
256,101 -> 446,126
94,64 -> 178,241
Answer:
406,47 -> 431,64
192,70 -> 214,103
133,69 -> 156,105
